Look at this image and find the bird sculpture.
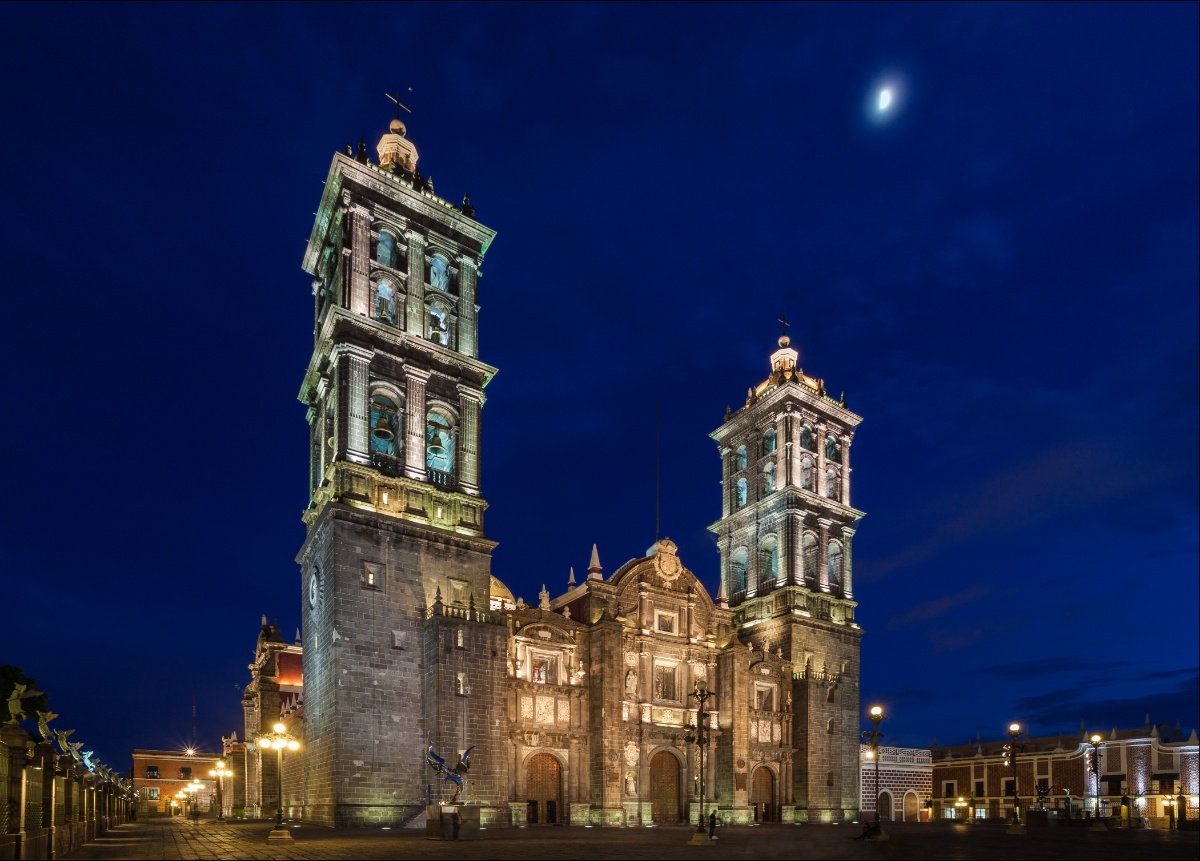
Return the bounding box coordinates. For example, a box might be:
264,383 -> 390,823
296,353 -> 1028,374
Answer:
427,744 -> 475,803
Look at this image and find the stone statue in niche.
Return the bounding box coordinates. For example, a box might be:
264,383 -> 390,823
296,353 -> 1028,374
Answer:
625,668 -> 638,697
430,255 -> 449,292
625,771 -> 637,795
539,584 -> 551,610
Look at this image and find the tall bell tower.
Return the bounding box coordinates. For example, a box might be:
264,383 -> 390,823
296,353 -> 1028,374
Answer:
710,331 -> 865,822
295,115 -> 506,827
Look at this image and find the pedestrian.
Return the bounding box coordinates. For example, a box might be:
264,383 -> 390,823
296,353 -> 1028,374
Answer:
452,810 -> 461,840
709,810 -> 717,840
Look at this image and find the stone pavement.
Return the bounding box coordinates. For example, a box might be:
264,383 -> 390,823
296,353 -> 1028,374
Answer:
62,817 -> 1199,860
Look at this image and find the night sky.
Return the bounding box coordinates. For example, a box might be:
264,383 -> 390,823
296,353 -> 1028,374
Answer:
2,3 -> 1196,770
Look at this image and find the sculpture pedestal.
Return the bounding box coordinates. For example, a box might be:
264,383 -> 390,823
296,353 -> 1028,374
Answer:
425,804 -> 480,841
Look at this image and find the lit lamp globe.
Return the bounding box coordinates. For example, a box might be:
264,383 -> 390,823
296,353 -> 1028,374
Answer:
871,707 -> 883,718
1091,734 -> 1101,744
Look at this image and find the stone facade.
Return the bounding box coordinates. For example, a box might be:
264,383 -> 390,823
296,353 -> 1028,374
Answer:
259,118 -> 868,827
930,721 -> 1199,826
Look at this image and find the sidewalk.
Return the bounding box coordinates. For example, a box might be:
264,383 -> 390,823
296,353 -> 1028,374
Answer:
62,816 -> 1200,861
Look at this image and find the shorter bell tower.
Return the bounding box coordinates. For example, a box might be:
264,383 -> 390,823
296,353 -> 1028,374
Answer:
710,331 -> 865,822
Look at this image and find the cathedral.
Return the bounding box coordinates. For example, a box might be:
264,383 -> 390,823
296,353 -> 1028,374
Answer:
236,114 -> 866,828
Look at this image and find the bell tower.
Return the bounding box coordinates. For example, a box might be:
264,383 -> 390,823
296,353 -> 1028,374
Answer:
709,331 -> 864,822
295,115 -> 506,827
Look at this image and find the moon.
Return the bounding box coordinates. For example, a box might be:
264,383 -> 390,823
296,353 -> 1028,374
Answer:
878,88 -> 893,111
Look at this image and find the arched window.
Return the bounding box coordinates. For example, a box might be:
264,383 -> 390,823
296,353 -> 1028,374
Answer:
426,411 -> 455,476
800,457 -> 813,491
825,468 -> 838,499
736,446 -> 748,470
826,718 -> 836,734
825,435 -> 838,462
369,394 -> 400,458
800,424 -> 814,452
428,302 -> 449,345
430,254 -> 450,292
760,536 -> 779,583
802,533 -> 818,583
762,428 -> 777,455
375,232 -> 396,268
375,280 -> 398,326
730,548 -> 749,593
828,542 -> 843,592
735,477 -> 747,508
764,462 -> 776,493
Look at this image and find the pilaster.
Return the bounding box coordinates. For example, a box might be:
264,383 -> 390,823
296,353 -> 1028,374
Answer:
456,384 -> 483,494
404,230 -> 427,335
346,199 -> 372,317
457,255 -> 479,358
403,366 -> 431,480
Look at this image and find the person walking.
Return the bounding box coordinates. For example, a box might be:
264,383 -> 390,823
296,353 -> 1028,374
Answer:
709,810 -> 718,840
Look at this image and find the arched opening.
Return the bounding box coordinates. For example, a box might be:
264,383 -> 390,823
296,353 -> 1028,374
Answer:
750,766 -> 775,822
802,533 -> 818,585
825,468 -> 839,499
736,446 -> 748,470
735,477 -> 747,508
903,790 -> 919,822
762,428 -> 777,455
800,456 -> 814,491
375,231 -> 396,268
825,434 -> 839,461
827,542 -> 843,593
369,394 -> 401,464
878,789 -> 893,821
426,410 -> 455,482
428,301 -> 449,345
800,424 -> 815,452
374,280 -> 398,326
524,753 -> 562,825
729,548 -> 748,594
649,752 -> 681,822
764,462 -> 776,493
759,536 -> 779,586
430,253 -> 450,292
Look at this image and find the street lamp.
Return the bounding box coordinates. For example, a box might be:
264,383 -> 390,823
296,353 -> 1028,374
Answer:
684,681 -> 713,835
258,722 -> 300,841
861,706 -> 885,825
1004,723 -> 1024,826
1087,734 -> 1107,831
209,761 -> 232,822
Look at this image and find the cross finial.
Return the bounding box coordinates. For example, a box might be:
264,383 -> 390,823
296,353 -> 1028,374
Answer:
385,88 -> 413,120
778,316 -> 791,337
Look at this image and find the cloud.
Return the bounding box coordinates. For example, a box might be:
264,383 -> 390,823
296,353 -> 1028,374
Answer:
885,584 -> 992,630
981,659 -> 1137,681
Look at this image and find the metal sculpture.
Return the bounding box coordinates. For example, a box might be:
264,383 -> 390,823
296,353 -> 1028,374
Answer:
427,744 -> 475,803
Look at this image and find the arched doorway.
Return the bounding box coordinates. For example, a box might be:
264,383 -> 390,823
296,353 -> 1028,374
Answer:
903,791 -> 919,822
877,789 -> 893,821
750,766 -> 775,822
649,752 -> 681,822
525,753 -> 563,824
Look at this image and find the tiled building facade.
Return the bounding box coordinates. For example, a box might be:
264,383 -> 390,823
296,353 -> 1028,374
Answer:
860,746 -> 932,822
238,115 -> 870,828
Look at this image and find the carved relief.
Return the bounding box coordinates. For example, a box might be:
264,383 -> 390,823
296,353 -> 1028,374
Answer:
520,695 -> 533,722
535,696 -> 555,724
556,698 -> 570,724
624,741 -> 639,767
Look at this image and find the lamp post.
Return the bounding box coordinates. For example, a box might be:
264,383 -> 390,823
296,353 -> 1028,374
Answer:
184,780 -> 203,822
954,797 -> 968,822
209,761 -> 232,822
1164,797 -> 1176,830
257,722 -> 300,841
1004,723 -> 1024,827
684,681 -> 713,835
1087,734 -> 1107,831
861,706 -> 885,825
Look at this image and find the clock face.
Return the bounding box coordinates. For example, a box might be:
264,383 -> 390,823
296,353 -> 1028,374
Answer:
308,573 -> 320,609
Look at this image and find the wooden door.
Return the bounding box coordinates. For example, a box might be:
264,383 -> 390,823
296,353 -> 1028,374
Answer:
649,752 -> 681,822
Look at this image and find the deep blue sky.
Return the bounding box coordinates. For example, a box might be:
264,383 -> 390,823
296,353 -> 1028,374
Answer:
2,3 -> 1196,767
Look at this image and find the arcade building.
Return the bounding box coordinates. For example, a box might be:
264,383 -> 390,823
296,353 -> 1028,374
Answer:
233,113 -> 868,828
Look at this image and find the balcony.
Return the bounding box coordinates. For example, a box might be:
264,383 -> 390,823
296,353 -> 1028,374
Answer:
427,468 -> 455,489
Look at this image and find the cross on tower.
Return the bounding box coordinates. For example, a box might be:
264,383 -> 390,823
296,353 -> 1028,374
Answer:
778,315 -> 791,337
385,89 -> 413,119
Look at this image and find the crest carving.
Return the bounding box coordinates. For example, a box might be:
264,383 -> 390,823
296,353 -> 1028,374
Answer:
653,538 -> 683,586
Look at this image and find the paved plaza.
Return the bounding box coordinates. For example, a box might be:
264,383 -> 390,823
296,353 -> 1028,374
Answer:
61,817 -> 1198,860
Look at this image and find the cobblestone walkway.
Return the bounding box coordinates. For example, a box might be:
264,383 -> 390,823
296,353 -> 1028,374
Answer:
62,817 -> 1199,860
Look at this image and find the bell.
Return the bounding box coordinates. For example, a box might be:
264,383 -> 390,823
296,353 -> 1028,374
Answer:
428,431 -> 445,457
371,416 -> 394,441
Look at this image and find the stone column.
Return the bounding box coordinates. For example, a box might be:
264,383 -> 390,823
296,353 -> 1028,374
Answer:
403,366 -> 431,481
840,435 -> 852,506
786,409 -> 800,490
404,230 -> 427,336
346,199 -> 372,317
721,447 -> 733,518
815,424 -> 827,499
36,744 -> 54,852
817,519 -> 832,593
841,527 -> 855,599
456,385 -> 483,495
774,412 -> 787,490
333,344 -> 373,466
786,512 -> 802,585
457,255 -> 479,358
